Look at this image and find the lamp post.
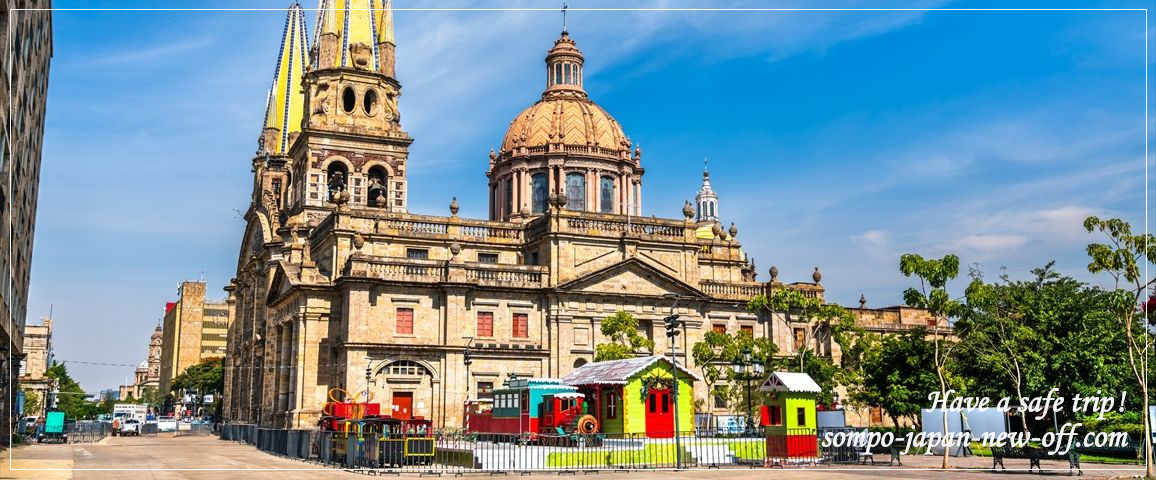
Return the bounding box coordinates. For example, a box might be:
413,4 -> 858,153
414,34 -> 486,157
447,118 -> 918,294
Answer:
731,346 -> 764,435
661,293 -> 684,469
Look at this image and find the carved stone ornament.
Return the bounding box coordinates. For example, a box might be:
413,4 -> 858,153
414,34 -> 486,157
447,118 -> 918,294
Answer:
352,233 -> 365,249
729,222 -> 738,239
449,242 -> 462,256
682,201 -> 694,219
449,197 -> 460,216
770,266 -> 779,281
813,267 -> 822,283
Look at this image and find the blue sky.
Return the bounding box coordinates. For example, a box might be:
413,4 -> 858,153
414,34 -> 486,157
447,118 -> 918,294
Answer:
28,1 -> 1153,391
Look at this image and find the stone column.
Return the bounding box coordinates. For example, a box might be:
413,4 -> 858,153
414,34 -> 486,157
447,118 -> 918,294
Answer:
636,180 -> 643,214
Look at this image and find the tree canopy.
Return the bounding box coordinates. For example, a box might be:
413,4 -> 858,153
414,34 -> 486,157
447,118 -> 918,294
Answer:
594,311 -> 655,361
170,357 -> 225,395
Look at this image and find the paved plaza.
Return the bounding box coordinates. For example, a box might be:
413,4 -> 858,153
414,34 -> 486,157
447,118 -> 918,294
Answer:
0,433 -> 1146,479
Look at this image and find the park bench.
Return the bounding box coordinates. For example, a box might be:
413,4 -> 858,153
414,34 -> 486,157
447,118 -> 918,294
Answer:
991,446 -> 1081,476
857,437 -> 903,466
1073,437 -> 1141,460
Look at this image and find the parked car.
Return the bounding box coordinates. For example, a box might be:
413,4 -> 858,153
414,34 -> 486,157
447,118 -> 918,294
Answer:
157,416 -> 177,432
119,418 -> 141,437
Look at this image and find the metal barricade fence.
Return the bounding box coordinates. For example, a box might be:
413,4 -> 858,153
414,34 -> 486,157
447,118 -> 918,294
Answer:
220,426 -> 834,472
66,421 -> 111,444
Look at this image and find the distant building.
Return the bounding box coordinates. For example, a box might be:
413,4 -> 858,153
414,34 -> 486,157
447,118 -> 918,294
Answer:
17,316 -> 52,417
0,0 -> 52,445
159,282 -> 230,395
99,389 -> 118,402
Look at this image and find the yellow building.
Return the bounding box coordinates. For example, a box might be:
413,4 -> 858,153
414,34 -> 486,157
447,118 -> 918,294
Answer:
159,281 -> 230,394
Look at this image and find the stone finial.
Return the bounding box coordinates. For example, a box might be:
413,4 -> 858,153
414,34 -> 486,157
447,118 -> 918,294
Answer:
682,201 -> 694,220
859,294 -> 866,309
813,267 -> 822,283
729,222 -> 738,239
374,191 -> 386,207
489,149 -> 497,162
449,242 -> 462,257
520,205 -> 530,216
449,197 -> 460,217
711,222 -> 722,238
352,233 -> 365,250
634,145 -> 642,160
770,266 -> 779,281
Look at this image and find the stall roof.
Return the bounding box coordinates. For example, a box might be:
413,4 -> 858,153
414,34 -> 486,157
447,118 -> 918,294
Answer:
758,372 -> 822,393
561,356 -> 702,386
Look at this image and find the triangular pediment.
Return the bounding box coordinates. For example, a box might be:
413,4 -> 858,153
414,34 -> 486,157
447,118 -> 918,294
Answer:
265,261 -> 299,306
556,257 -> 707,298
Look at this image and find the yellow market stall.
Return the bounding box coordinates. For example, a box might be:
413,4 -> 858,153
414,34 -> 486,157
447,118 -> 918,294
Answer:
758,371 -> 820,459
561,356 -> 700,438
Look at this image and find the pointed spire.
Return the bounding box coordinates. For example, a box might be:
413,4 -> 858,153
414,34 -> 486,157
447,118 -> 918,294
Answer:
695,156 -> 719,223
313,0 -> 396,74
259,1 -> 310,156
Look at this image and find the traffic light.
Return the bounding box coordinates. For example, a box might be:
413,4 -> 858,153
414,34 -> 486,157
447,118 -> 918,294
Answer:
664,314 -> 681,338
463,347 -> 473,367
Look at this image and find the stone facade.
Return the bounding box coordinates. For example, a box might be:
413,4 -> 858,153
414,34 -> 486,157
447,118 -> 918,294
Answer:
1,0 -> 52,445
120,326 -> 162,400
159,282 -> 230,395
17,316 -> 51,417
224,3 -> 934,430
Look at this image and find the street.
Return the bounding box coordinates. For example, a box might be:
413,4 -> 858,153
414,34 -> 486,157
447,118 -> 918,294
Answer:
0,433 -> 1146,479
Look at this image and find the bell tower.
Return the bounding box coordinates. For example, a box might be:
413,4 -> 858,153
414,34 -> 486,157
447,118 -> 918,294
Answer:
253,1 -> 309,225
291,0 -> 412,212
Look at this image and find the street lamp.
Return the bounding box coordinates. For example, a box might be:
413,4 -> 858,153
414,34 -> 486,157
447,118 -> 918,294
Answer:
661,293 -> 684,469
732,346 -> 764,435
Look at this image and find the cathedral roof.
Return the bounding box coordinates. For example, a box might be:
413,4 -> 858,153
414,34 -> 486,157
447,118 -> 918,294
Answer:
259,2 -> 309,156
498,33 -> 630,161
313,0 -> 395,71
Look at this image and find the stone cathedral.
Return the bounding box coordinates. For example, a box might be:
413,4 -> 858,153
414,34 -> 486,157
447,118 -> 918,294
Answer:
224,1 -> 913,429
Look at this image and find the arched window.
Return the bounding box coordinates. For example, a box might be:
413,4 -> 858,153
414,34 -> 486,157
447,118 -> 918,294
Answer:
709,202 -> 715,219
600,176 -> 615,213
326,162 -> 349,202
531,173 -> 548,214
504,177 -> 514,216
574,358 -> 588,369
385,360 -> 429,377
367,165 -> 388,207
565,172 -> 585,211
341,86 -> 356,114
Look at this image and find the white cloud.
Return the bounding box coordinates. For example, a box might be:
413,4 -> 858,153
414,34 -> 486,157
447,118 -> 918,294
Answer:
850,230 -> 892,258
942,234 -> 1028,255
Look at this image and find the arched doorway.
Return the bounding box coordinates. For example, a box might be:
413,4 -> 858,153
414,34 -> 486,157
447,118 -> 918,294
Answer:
373,360 -> 435,421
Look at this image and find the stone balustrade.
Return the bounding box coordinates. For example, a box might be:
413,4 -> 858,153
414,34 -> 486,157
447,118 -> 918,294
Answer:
346,255 -> 547,289
699,280 -> 765,300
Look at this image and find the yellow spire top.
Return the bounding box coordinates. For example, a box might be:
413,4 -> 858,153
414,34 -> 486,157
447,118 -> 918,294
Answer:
313,0 -> 396,72
260,2 -> 309,155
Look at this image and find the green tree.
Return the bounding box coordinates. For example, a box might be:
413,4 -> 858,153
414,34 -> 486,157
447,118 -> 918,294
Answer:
170,357 -> 226,396
899,253 -> 965,469
1083,216 -> 1156,478
21,389 -> 42,417
44,362 -> 97,420
956,263 -> 1133,434
139,386 -> 163,412
959,264 -> 1049,435
748,289 -> 861,373
594,311 -> 654,361
692,329 -> 777,419
851,328 -> 941,430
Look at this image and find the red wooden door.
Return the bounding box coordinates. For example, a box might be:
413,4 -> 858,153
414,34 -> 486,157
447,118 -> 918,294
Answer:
645,388 -> 673,438
392,392 -> 413,420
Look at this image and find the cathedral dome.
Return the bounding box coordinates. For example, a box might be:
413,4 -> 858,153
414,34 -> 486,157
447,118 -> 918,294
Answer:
488,31 -> 644,222
497,33 -> 631,162
500,96 -> 629,158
